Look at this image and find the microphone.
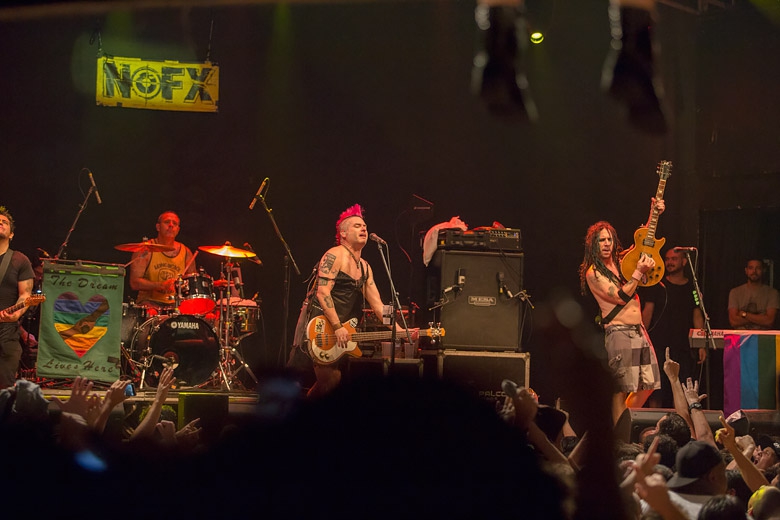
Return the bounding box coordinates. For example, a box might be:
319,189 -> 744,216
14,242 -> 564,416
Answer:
248,178 -> 269,210
242,243 -> 263,265
369,233 -> 387,245
87,169 -> 102,204
497,271 -> 513,298
674,247 -> 697,252
36,247 -> 51,258
456,268 -> 466,288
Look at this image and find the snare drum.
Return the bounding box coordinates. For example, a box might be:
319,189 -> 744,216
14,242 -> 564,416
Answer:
179,272 -> 216,315
216,298 -> 260,336
131,314 -> 219,387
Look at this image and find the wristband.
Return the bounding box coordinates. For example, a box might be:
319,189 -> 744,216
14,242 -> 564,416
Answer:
631,269 -> 644,282
332,322 -> 343,331
688,402 -> 703,412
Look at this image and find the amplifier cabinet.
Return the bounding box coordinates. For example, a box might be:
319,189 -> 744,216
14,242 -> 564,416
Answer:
431,250 -> 524,351
437,350 -> 530,408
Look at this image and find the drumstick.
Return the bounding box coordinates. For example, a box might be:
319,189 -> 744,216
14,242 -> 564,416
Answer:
183,250 -> 199,274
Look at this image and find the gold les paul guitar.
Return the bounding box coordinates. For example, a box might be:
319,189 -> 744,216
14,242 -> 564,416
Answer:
620,160 -> 672,287
306,315 -> 445,365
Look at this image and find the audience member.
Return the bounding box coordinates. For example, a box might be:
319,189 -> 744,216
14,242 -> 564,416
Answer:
661,441 -> 728,519
749,485 -> 780,520
728,258 -> 779,330
697,494 -> 749,520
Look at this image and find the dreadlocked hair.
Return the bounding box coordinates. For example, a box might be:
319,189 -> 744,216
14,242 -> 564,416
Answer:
578,221 -> 623,295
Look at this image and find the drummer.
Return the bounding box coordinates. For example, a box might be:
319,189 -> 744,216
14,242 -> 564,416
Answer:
129,211 -> 196,309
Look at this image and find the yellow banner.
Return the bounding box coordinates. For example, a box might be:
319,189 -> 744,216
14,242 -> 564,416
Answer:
96,55 -> 219,112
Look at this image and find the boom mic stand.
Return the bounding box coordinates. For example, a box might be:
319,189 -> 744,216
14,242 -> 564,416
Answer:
373,239 -> 412,368
684,250 -> 716,399
252,187 -> 300,367
55,172 -> 100,260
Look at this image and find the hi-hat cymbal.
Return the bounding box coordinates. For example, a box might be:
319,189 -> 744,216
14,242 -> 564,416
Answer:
198,243 -> 257,258
115,242 -> 176,253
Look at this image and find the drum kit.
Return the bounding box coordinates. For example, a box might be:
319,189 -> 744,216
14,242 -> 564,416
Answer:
117,241 -> 262,391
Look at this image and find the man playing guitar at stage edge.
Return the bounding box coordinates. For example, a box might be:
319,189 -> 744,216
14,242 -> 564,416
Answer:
579,198 -> 664,440
0,206 -> 34,389
306,204 -> 417,398
129,211 -> 196,310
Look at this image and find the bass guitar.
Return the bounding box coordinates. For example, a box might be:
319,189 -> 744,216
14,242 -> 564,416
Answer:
306,315 -> 445,365
1,294 -> 46,316
620,160 -> 672,287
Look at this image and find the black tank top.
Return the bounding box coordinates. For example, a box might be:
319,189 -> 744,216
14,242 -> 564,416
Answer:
310,261 -> 367,324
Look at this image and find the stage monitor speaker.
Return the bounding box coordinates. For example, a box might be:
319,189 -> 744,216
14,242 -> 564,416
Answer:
438,350 -> 530,409
178,393 -> 229,445
432,250 -> 524,351
629,408 -> 730,444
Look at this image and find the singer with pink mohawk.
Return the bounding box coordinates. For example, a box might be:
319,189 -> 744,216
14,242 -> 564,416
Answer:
290,203 -> 418,398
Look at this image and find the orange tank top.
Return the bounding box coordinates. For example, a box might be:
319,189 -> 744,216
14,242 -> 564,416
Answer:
137,244 -> 187,305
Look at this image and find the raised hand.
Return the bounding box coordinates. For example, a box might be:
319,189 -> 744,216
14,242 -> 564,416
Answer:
154,366 -> 176,403
682,377 -> 707,407
51,376 -> 94,419
663,347 -> 680,382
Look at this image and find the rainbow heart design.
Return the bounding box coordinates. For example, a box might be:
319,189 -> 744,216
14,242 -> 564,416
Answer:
53,292 -> 111,358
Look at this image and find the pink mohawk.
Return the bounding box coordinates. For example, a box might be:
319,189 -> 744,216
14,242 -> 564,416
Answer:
335,204 -> 365,244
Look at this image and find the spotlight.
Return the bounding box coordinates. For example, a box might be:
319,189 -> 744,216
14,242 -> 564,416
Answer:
529,31 -> 544,44
471,2 -> 539,122
601,0 -> 667,134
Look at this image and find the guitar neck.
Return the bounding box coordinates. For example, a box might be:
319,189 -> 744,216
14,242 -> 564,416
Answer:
645,177 -> 667,241
351,330 -> 406,342
3,301 -> 26,314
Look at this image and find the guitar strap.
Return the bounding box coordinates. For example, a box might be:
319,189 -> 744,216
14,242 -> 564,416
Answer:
0,249 -> 14,288
601,303 -> 625,327
599,269 -> 628,327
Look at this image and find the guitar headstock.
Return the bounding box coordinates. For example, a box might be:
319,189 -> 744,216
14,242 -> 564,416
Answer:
25,294 -> 46,307
657,160 -> 672,180
426,323 -> 446,338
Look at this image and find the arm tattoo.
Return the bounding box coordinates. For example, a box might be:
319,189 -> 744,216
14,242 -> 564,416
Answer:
317,277 -> 333,286
607,285 -> 616,298
324,295 -> 334,309
319,253 -> 337,275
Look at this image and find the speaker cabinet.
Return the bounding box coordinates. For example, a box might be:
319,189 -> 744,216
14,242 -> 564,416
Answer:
431,250 -> 524,351
178,393 -> 229,445
437,350 -> 530,408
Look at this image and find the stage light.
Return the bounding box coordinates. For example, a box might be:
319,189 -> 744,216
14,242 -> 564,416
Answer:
601,0 -> 667,134
529,31 -> 544,44
471,2 -> 539,122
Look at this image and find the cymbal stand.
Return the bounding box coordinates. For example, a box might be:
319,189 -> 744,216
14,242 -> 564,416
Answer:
213,260 -> 258,391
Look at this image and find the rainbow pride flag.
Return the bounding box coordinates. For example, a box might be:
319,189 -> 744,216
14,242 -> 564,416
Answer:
723,332 -> 780,415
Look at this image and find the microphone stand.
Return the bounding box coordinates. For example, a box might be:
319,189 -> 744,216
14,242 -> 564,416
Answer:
684,250 -> 716,400
55,185 -> 98,260
374,240 -> 412,368
255,193 -> 300,367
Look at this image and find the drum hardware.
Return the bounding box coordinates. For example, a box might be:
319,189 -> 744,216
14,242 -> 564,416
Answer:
208,258 -> 259,391
178,270 -> 217,315
120,242 -> 262,391
125,314 -> 220,389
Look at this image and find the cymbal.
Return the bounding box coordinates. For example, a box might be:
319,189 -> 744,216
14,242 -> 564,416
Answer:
198,243 -> 257,258
115,242 -> 176,253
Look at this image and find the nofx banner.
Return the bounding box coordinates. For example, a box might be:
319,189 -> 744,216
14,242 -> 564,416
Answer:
37,261 -> 125,383
96,55 -> 219,112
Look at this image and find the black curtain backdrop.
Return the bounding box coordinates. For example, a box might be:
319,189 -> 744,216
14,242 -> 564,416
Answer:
2,0 -> 779,404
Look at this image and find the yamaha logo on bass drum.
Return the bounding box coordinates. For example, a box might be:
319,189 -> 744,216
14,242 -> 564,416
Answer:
169,320 -> 201,330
